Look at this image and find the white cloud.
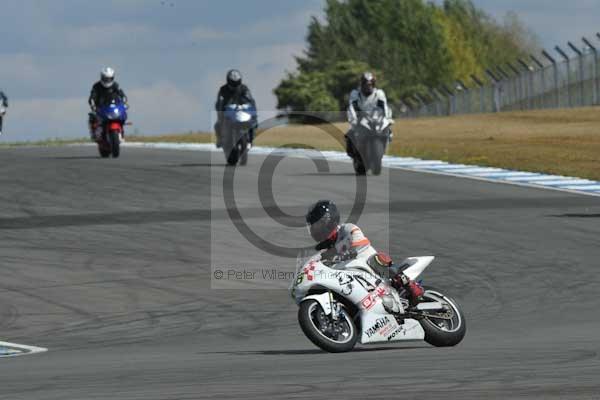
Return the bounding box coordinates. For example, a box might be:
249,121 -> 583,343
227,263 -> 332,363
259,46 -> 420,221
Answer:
2,96 -> 88,141
0,53 -> 44,83
188,26 -> 231,42
64,23 -> 157,50
126,81 -> 204,135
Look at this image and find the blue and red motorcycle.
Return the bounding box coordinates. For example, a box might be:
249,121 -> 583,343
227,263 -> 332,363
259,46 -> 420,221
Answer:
90,100 -> 128,158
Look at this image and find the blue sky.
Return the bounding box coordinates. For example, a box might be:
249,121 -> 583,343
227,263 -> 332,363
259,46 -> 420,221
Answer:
0,0 -> 598,141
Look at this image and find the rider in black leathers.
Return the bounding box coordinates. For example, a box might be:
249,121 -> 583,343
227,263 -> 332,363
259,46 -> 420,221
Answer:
0,90 -> 8,135
214,69 -> 257,148
88,67 -> 128,140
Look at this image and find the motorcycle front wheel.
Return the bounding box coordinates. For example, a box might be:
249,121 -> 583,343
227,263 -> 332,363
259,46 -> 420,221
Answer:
298,300 -> 358,353
239,136 -> 248,166
109,131 -> 120,158
368,138 -> 385,176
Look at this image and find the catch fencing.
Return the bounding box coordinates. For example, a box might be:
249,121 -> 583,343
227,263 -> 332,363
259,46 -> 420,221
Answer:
398,33 -> 600,117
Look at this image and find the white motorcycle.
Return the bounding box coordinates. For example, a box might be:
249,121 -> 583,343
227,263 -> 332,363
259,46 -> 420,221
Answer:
290,253 -> 466,352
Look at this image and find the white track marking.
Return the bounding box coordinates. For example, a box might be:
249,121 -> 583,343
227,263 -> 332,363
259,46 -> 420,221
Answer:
0,341 -> 47,357
86,142 -> 600,198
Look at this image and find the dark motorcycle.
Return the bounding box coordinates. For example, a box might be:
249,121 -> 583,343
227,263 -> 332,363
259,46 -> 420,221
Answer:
348,108 -> 392,176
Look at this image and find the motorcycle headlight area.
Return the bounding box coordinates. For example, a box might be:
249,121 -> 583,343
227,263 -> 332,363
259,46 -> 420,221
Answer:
235,111 -> 252,123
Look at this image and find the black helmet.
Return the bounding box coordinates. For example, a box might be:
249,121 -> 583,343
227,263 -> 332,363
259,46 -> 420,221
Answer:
360,71 -> 376,96
306,200 -> 340,243
226,69 -> 242,89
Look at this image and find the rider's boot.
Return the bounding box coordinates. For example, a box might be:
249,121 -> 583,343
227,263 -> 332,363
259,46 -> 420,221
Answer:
368,252 -> 424,307
391,272 -> 424,307
345,132 -> 355,158
247,127 -> 255,150
214,121 -> 223,148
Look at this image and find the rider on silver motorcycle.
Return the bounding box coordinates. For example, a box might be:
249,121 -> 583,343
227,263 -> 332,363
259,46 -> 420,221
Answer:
345,72 -> 392,158
305,200 -> 424,305
214,69 -> 257,148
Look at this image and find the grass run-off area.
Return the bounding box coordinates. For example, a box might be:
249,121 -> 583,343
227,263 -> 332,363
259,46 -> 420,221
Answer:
130,107 -> 600,181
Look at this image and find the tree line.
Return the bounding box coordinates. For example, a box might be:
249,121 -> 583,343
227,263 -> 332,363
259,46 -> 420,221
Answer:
274,0 -> 538,114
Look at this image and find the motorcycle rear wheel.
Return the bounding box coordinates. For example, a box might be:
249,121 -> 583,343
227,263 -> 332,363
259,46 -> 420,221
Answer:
419,288 -> 466,347
298,300 -> 358,353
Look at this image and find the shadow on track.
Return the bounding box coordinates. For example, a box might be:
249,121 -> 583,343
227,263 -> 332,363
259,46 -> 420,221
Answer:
551,213 -> 600,218
166,163 -> 229,168
44,156 -> 102,160
0,209 -> 211,230
291,172 -> 358,177
203,346 -> 427,356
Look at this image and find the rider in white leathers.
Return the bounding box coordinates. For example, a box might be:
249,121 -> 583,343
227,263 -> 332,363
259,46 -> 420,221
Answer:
305,200 -> 424,305
345,72 -> 392,158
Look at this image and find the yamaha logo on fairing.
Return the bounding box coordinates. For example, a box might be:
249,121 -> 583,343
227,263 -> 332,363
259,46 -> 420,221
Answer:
365,317 -> 390,338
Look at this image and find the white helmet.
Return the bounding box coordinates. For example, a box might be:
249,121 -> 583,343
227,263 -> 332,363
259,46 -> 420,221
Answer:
100,67 -> 115,88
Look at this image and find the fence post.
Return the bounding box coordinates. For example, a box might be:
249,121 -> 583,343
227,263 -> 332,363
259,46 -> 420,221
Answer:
427,87 -> 442,116
471,74 -> 485,112
531,55 -> 546,108
518,58 -> 534,109
507,63 -> 524,110
486,69 -> 501,112
555,46 -> 572,107
456,79 -> 469,113
440,85 -> 455,115
583,37 -> 598,105
496,66 -> 511,109
568,41 -> 585,106
542,50 -> 559,108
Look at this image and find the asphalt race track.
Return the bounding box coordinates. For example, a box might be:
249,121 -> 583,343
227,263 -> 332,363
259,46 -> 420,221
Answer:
0,145 -> 599,399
